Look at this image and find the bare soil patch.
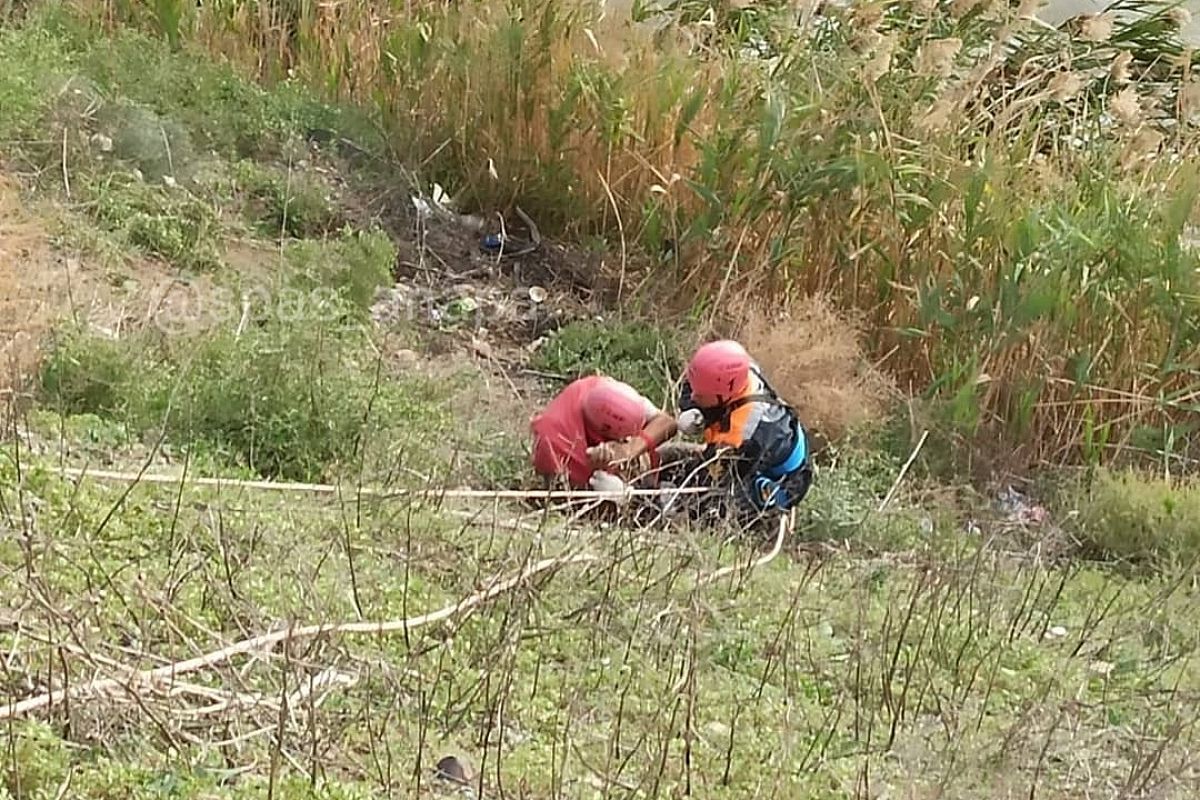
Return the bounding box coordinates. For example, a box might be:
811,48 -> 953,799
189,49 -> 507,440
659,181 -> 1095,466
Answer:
0,177 -> 217,399
1,177 -> 84,397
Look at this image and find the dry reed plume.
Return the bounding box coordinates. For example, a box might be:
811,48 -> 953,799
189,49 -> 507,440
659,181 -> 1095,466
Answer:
69,0 -> 1200,471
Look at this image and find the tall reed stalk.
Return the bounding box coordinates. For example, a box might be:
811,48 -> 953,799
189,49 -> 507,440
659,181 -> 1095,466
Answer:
80,0 -> 1200,469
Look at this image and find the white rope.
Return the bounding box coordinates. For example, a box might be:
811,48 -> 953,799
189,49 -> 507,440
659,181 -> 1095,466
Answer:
45,466 -> 711,500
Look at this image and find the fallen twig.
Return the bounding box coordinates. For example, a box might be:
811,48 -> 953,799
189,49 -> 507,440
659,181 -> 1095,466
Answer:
521,368 -> 571,382
514,205 -> 542,248
0,552 -> 597,720
878,429 -> 929,513
486,205 -> 541,260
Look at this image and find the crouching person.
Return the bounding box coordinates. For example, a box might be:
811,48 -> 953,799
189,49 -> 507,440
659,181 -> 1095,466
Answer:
675,339 -> 813,526
529,375 -> 678,496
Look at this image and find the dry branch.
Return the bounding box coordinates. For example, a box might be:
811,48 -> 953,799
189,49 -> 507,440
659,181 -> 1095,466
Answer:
878,429 -> 929,513
0,552 -> 596,720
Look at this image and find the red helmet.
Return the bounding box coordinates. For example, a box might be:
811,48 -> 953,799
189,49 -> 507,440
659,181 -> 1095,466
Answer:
686,339 -> 751,400
582,378 -> 647,440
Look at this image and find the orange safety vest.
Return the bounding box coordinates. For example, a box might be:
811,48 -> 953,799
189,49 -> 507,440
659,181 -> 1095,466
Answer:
701,369 -> 775,448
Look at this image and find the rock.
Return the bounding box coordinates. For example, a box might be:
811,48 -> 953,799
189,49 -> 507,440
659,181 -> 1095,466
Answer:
434,755 -> 469,785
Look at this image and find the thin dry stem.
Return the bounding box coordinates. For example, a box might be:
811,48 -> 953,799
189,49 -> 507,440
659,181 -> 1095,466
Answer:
0,551 -> 597,720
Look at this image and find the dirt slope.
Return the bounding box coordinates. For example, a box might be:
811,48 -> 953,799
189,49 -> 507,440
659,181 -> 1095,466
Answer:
0,176 -> 211,399
0,177 -> 77,396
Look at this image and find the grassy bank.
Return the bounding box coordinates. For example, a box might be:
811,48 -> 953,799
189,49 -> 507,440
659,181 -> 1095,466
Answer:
5,5 -> 1200,798
48,0 -> 1200,473
0,4 -> 531,490
4,444 -> 1200,799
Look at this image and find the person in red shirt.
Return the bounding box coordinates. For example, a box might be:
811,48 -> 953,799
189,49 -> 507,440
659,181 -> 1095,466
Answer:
530,375 -> 678,491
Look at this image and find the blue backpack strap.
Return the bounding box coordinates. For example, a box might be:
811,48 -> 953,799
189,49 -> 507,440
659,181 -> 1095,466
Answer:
761,421 -> 808,480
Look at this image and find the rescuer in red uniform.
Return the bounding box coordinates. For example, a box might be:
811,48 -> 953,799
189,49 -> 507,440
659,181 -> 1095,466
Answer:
529,375 -> 677,492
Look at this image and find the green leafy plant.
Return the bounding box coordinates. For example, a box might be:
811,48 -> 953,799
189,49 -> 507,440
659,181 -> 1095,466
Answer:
532,319 -> 683,405
39,318 -> 450,482
84,170 -> 222,270
283,226 -> 395,315
231,159 -> 343,239
1070,468 -> 1200,567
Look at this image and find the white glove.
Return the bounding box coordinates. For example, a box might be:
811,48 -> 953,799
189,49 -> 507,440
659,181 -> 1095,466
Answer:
676,408 -> 704,436
589,470 -> 630,504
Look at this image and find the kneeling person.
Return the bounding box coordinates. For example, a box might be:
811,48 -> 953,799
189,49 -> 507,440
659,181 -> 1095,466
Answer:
530,375 -> 677,493
676,339 -> 812,521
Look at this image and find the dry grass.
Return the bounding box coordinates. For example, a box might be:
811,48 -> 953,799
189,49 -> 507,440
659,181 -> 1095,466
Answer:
737,294 -> 899,447
5,444 -> 1200,798
26,0 -> 1200,472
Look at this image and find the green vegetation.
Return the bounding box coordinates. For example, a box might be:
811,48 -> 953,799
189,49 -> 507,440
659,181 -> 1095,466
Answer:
0,3 -> 431,485
0,5 -> 383,273
0,24 -> 72,140
4,445 -> 1200,798
0,4 -> 467,490
4,1 -> 1200,799
230,159 -> 344,240
1070,468 -> 1200,567
282,228 -> 395,316
84,170 -> 223,270
38,317 -> 449,482
533,318 -> 684,406
77,0 -> 1200,469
